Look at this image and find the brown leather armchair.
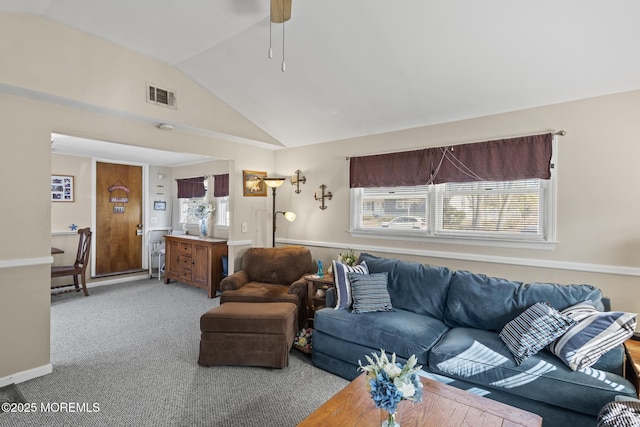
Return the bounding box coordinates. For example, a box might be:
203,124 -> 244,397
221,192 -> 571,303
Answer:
219,246 -> 314,327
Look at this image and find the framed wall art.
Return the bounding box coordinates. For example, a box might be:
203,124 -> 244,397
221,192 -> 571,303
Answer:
154,201 -> 166,211
243,170 -> 267,197
51,174 -> 74,202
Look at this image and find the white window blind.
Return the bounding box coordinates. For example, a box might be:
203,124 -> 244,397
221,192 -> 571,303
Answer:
351,178 -> 554,245
435,179 -> 546,238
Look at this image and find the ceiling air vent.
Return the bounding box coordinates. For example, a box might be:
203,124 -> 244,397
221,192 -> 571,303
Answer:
146,82 -> 176,109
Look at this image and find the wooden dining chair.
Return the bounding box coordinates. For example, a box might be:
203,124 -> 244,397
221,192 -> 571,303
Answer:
51,227 -> 92,296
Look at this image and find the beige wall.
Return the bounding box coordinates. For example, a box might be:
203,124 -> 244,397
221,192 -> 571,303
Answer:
50,154 -> 92,284
274,90 -> 640,314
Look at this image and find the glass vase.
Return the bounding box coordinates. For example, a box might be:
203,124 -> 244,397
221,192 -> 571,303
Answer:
199,218 -> 207,237
381,411 -> 399,427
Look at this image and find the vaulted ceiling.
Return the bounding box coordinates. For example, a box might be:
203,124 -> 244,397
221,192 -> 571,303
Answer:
4,1 -> 640,149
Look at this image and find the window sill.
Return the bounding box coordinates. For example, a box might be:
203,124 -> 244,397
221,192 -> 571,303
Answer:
349,229 -> 557,251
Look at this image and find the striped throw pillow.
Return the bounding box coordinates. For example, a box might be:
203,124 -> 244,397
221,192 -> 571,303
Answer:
499,302 -> 576,365
549,301 -> 637,371
332,260 -> 369,310
348,272 -> 393,313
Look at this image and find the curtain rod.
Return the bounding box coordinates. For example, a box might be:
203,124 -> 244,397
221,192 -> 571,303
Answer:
344,130 -> 566,160
174,174 -> 210,181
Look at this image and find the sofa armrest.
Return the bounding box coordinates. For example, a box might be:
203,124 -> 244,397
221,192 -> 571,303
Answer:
325,287 -> 336,308
593,344 -> 626,376
220,270 -> 250,291
288,276 -> 308,300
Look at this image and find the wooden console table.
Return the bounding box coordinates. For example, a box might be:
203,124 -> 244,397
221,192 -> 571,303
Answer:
164,235 -> 227,298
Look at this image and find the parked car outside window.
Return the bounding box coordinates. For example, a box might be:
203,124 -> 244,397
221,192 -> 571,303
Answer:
381,216 -> 426,229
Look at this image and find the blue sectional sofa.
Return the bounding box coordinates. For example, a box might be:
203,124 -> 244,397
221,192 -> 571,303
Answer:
312,253 -> 636,427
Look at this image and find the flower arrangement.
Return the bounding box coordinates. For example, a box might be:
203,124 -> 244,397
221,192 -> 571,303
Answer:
188,202 -> 215,219
294,327 -> 313,353
358,350 -> 423,426
339,248 -> 357,266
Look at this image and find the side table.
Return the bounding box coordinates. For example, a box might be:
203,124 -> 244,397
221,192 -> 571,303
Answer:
625,339 -> 640,397
304,274 -> 334,320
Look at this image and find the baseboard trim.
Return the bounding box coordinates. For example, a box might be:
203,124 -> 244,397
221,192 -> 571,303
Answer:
276,238 -> 640,277
0,256 -> 53,270
89,273 -> 150,288
0,364 -> 53,387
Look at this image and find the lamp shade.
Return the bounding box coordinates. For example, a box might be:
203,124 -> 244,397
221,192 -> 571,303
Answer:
263,177 -> 286,188
283,211 -> 296,222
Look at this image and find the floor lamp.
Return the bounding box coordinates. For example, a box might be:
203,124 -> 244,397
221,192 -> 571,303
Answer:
263,177 -> 296,247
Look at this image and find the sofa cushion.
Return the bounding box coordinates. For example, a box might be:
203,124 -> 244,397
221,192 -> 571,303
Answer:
332,260 -> 369,309
359,253 -> 452,320
313,307 -> 449,367
500,302 -> 576,365
443,269 -> 604,331
428,327 -> 636,416
549,301 -> 637,371
348,272 -> 393,313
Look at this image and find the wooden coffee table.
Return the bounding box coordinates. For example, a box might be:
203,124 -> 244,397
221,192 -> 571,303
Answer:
297,374 -> 542,426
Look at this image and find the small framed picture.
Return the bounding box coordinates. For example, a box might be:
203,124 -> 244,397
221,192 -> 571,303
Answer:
243,170 -> 267,197
154,201 -> 166,211
51,174 -> 74,202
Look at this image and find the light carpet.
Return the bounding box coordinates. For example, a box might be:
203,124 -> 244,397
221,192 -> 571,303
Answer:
0,279 -> 349,426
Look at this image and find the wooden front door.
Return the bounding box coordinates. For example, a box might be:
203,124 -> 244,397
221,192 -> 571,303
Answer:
95,162 -> 143,276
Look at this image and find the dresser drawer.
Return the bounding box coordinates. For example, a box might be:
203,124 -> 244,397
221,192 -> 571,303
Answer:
179,243 -> 193,256
179,255 -> 192,269
179,267 -> 192,281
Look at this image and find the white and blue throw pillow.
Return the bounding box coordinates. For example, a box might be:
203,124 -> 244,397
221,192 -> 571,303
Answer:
549,301 -> 637,371
332,260 -> 368,310
348,272 -> 393,314
499,302 -> 576,365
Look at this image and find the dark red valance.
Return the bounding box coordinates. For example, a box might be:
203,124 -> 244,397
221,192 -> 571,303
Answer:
350,133 -> 553,188
430,133 -> 552,184
213,174 -> 229,197
176,176 -> 206,198
350,149 -> 431,188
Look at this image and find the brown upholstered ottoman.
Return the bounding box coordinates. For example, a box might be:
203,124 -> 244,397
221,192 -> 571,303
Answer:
198,302 -> 298,368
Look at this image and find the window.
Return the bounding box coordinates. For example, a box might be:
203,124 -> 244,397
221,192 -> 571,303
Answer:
353,186 -> 429,232
215,196 -> 229,227
179,197 -> 207,225
351,178 -> 555,246
436,179 -> 548,238
179,196 -> 229,228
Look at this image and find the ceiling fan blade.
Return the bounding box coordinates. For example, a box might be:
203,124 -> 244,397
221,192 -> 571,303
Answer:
270,0 -> 291,23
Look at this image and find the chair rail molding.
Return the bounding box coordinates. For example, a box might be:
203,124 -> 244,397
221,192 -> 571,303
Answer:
0,256 -> 53,270
276,238 -> 640,278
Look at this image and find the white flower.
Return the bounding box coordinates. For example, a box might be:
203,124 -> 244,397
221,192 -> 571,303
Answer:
394,378 -> 416,398
383,363 -> 402,378
358,349 -> 424,413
